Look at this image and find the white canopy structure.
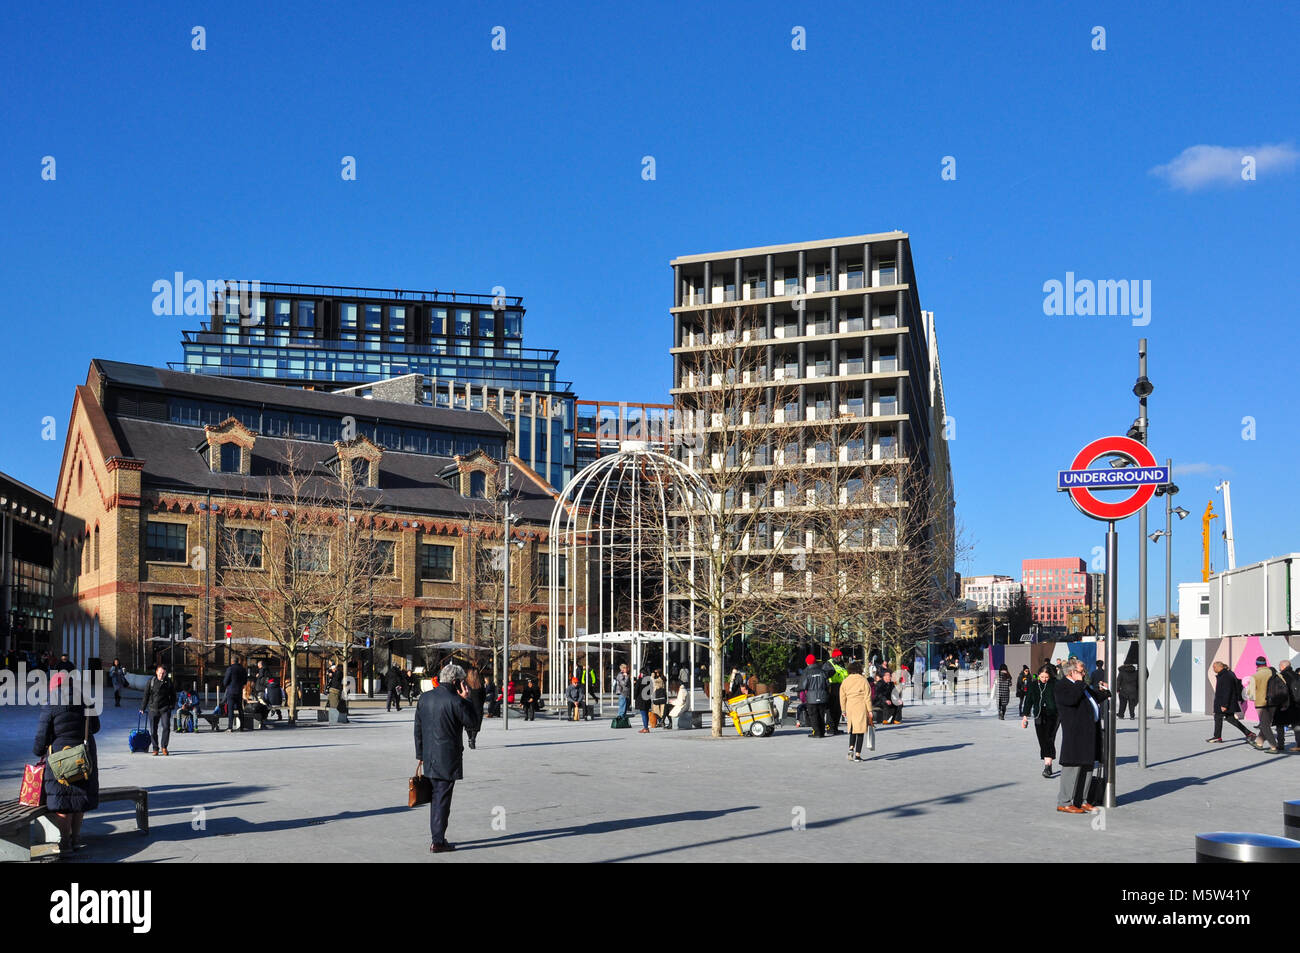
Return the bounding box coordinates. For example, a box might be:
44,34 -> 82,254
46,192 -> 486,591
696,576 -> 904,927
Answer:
548,442 -> 716,709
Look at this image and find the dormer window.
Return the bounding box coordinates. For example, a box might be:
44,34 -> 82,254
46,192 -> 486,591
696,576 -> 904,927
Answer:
334,435 -> 383,489
205,417 -> 255,474
470,471 -> 486,499
452,450 -> 498,499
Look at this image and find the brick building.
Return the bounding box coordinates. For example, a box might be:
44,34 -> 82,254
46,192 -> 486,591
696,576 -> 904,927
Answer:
52,359 -> 573,690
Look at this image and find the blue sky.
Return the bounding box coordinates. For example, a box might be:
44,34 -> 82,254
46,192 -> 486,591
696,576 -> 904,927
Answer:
2,1 -> 1297,617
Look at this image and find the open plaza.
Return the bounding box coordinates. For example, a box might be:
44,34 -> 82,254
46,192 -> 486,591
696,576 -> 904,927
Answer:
2,684 -> 1293,864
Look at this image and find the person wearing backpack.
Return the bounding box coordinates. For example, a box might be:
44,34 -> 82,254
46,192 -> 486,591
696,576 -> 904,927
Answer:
1248,655 -> 1287,754
1207,661 -> 1255,744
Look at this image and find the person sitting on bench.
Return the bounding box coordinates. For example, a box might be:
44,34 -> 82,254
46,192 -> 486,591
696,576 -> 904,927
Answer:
174,690 -> 200,733
261,676 -> 285,721
243,681 -> 269,729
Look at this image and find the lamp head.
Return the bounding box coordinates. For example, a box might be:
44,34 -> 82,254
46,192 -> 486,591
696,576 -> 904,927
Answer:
1132,376 -> 1154,398
1174,506 -> 1190,520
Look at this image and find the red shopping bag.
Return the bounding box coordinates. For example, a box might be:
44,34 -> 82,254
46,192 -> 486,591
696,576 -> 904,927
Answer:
19,760 -> 46,807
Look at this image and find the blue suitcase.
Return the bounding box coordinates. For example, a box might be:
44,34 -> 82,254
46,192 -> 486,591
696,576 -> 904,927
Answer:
129,714 -> 152,753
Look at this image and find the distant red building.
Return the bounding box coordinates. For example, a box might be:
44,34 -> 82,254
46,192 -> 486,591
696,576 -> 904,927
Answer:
1021,557 -> 1090,632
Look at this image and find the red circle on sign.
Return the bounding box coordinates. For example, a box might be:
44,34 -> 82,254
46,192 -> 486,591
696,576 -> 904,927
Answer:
1066,435 -> 1158,521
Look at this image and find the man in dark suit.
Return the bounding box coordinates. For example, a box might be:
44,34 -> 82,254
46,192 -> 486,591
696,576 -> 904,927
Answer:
387,666 -> 406,712
414,663 -> 477,853
222,656 -> 248,731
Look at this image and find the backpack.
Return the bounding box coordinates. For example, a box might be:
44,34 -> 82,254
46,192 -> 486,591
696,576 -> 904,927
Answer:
1265,671 -> 1291,711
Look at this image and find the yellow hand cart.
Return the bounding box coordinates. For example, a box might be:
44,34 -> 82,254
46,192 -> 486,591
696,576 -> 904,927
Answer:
727,693 -> 788,737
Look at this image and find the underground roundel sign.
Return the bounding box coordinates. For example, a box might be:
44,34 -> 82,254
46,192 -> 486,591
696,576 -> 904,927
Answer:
1058,435 -> 1168,522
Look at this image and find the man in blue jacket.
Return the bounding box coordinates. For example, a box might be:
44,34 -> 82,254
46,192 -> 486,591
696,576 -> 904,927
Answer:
414,663 -> 477,853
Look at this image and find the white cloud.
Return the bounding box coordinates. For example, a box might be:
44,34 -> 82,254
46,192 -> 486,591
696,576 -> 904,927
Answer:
1172,462 -> 1231,477
1150,143 -> 1299,190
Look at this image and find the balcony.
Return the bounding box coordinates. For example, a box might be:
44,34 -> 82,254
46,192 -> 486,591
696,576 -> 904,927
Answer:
746,286 -> 767,301
840,317 -> 866,333
840,360 -> 866,376
872,358 -> 898,373
873,314 -> 899,329
845,273 -> 865,290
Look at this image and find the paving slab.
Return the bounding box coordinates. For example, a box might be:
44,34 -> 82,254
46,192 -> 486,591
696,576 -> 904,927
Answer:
0,695 -> 1294,863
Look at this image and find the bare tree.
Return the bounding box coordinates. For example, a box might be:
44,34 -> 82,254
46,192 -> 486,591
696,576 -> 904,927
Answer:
218,445 -> 383,721
665,308 -> 805,736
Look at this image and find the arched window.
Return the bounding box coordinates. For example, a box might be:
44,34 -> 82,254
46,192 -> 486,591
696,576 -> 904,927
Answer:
470,471 -> 486,499
77,461 -> 83,495
93,525 -> 100,571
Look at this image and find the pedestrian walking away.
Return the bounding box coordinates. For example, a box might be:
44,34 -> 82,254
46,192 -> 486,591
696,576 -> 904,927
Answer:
33,671 -> 100,854
995,663 -> 1013,719
140,665 -> 176,755
414,663 -> 477,853
798,655 -> 830,738
1207,661 -> 1255,744
1116,661 -> 1139,720
1022,663 -> 1059,778
839,661 -> 872,761
1053,659 -> 1110,814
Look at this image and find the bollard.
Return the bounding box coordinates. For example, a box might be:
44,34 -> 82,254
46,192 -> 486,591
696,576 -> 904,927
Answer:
1284,801 -> 1300,841
1195,832 -> 1300,863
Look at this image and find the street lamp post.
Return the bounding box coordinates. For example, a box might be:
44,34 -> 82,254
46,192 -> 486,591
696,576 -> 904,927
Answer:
1151,467 -> 1190,726
1131,339 -> 1153,769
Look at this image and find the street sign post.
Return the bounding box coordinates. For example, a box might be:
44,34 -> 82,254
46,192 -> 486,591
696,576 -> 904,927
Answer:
1059,434 -> 1168,811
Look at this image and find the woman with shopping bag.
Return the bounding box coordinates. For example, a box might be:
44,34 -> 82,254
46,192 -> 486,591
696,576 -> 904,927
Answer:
31,670 -> 100,854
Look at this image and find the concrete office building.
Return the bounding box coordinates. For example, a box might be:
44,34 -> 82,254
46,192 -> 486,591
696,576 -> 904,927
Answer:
1022,557 -> 1091,634
0,472 -> 55,657
668,232 -> 955,624
961,574 -> 1021,612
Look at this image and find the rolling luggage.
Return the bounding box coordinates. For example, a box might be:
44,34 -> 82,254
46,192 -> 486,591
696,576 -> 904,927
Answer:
129,714 -> 152,753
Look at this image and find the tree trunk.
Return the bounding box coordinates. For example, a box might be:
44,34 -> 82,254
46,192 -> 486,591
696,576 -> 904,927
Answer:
710,622 -> 724,738
287,651 -> 298,722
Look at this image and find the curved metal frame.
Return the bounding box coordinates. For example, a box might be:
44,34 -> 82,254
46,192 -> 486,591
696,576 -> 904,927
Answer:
548,443 -> 715,710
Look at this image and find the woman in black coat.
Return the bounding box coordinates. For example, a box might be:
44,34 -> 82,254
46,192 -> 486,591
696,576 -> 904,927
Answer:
995,664 -> 1013,719
1015,665 -> 1032,715
32,678 -> 100,852
464,667 -> 487,749
1021,663 -> 1059,778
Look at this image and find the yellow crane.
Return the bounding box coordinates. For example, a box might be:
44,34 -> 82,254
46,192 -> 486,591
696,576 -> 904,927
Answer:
1201,501 -> 1218,582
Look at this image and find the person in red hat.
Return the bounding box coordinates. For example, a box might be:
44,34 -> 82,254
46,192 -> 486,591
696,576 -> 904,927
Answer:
797,654 -> 831,738
824,649 -> 848,735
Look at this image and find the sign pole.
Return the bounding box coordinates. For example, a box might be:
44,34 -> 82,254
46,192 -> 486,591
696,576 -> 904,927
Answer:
1137,338 -> 1149,769
1105,520 -> 1119,809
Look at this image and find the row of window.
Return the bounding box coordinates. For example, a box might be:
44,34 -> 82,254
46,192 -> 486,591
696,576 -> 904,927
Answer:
223,299 -> 524,341
144,520 -> 565,585
683,260 -> 899,304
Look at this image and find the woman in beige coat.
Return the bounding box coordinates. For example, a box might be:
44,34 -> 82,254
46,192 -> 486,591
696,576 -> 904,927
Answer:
839,661 -> 873,762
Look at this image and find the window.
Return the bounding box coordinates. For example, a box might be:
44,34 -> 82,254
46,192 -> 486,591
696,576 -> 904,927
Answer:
503,311 -> 522,337
152,604 -> 184,640
846,262 -> 864,289
293,536 -> 331,573
419,544 -> 455,581
877,260 -> 897,285
223,528 -> 264,569
146,521 -> 187,563
93,526 -> 100,571
339,303 -> 358,341
469,471 -> 486,499
430,308 -> 447,336
294,300 -> 316,342
219,442 -> 241,472
388,306 -> 407,340
537,553 -> 566,588
454,310 -> 472,337
370,540 -> 395,576
477,312 -> 495,338
350,457 -> 370,485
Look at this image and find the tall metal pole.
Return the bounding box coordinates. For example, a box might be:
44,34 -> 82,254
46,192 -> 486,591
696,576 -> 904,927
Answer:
1137,338 -> 1149,770
502,467 -> 511,732
1105,521 -> 1118,809
1170,460 -> 1180,722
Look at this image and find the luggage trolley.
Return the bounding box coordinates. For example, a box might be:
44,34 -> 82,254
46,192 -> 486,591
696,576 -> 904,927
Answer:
727,693 -> 789,737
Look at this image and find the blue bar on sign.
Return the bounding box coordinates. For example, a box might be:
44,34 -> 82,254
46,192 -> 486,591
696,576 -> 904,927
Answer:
1057,466 -> 1168,491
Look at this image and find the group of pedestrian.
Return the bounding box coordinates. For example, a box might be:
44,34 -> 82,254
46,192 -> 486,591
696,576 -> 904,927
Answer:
1209,656 -> 1298,753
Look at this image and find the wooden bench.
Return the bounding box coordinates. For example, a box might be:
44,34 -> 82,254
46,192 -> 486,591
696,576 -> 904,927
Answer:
0,785 -> 148,862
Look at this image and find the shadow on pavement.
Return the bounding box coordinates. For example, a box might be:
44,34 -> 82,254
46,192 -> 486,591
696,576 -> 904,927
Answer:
1119,756 -> 1290,806
452,805 -> 762,852
871,743 -> 971,761
595,782 -> 1016,861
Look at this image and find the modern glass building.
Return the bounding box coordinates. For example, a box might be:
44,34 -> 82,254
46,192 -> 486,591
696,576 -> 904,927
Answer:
175,281 -> 577,487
